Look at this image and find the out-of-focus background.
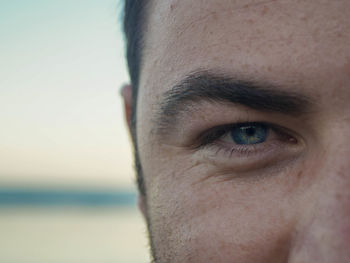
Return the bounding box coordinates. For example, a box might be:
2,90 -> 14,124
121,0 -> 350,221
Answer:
0,0 -> 149,262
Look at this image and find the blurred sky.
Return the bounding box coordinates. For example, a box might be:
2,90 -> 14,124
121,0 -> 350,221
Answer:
0,0 -> 135,189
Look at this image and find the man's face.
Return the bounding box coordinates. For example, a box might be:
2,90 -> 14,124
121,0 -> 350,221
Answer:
134,0 -> 350,262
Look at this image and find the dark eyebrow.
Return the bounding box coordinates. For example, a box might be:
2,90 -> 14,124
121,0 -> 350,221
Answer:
155,70 -> 313,136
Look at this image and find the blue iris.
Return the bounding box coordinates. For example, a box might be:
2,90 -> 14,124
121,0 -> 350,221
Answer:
231,123 -> 268,145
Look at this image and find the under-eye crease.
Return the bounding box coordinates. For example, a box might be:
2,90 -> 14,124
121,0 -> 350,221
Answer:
193,122 -> 297,158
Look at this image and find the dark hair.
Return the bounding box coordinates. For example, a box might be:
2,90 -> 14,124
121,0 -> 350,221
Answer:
123,0 -> 148,195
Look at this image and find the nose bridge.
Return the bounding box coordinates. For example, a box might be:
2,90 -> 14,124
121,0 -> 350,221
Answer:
317,138 -> 350,225
320,122 -> 350,194
289,122 -> 350,262
315,122 -> 350,224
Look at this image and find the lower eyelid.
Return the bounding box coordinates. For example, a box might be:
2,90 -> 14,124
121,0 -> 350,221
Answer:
213,138 -> 282,157
196,139 -> 302,173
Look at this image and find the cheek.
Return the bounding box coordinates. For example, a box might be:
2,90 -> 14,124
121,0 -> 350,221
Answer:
178,205 -> 292,263
146,164 -> 299,263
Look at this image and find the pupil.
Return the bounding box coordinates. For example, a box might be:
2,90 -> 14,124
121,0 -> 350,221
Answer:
244,127 -> 256,136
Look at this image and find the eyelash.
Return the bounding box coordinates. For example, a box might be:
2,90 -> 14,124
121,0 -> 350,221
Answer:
193,122 -> 297,158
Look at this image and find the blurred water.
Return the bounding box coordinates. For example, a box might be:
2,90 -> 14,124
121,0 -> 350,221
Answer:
0,188 -> 137,207
0,191 -> 149,263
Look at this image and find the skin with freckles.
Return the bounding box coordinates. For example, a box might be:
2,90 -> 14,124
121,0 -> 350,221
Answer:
123,0 -> 350,262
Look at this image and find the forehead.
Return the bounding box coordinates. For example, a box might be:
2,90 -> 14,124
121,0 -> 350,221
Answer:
138,0 -> 350,111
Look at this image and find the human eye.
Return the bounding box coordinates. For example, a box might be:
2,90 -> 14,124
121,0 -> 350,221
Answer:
192,122 -> 300,167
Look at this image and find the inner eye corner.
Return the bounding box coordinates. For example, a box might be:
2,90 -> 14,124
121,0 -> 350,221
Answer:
286,135 -> 298,144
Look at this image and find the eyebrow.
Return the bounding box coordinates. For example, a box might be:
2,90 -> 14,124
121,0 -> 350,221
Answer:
155,70 -> 313,136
